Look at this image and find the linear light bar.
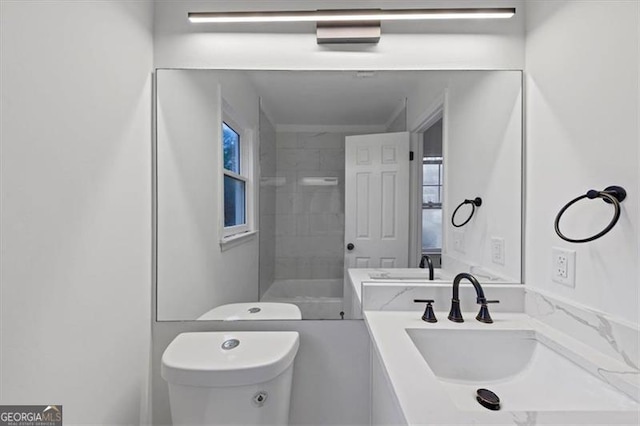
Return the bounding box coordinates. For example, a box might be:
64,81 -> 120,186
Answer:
188,8 -> 516,24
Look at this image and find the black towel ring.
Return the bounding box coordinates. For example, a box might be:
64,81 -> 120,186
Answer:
554,186 -> 627,243
451,197 -> 482,228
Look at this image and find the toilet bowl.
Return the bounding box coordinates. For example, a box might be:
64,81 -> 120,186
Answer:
161,331 -> 299,425
197,302 -> 302,321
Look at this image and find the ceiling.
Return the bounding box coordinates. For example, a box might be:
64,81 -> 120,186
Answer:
245,70 -> 426,127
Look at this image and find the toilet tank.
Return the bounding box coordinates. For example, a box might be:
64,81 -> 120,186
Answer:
161,331 -> 299,425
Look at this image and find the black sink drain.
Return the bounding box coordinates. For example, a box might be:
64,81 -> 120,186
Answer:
476,388 -> 500,411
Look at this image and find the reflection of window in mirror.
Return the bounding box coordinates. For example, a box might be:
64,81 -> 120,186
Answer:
421,118 -> 443,264
221,105 -> 253,239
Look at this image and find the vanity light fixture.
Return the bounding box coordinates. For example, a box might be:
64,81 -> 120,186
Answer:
188,8 -> 516,44
187,8 -> 516,24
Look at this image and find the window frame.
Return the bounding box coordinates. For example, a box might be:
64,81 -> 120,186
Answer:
421,155 -> 443,253
422,156 -> 443,210
220,101 -> 254,240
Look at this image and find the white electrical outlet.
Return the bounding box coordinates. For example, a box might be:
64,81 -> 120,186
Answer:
453,231 -> 465,253
552,247 -> 576,287
491,237 -> 505,265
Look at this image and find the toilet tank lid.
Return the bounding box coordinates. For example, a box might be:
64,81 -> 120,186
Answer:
161,331 -> 300,387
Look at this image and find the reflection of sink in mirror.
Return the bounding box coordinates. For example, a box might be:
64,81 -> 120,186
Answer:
197,302 -> 302,321
368,269 -> 451,281
407,328 -> 639,412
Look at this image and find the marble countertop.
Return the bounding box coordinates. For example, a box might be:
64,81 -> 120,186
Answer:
365,310 -> 640,425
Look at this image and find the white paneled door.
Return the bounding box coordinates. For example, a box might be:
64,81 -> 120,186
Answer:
345,132 -> 410,270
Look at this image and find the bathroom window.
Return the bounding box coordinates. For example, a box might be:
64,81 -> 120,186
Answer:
221,104 -> 254,240
422,156 -> 443,252
223,122 -> 241,174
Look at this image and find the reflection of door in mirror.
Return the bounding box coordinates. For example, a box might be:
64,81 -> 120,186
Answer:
421,118 -> 444,268
344,132 -> 411,270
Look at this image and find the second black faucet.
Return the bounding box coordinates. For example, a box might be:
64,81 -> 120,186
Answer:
419,254 -> 434,281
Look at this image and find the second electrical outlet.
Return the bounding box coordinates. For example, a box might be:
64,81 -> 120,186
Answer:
491,237 -> 505,265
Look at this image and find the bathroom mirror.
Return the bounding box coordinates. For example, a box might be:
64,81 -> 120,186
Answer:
155,69 -> 523,321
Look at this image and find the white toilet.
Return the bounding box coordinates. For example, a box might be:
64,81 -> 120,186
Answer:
161,331 -> 300,425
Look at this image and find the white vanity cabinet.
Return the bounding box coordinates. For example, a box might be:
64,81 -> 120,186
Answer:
370,343 -> 406,425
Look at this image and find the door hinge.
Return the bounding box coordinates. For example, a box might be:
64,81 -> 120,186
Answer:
410,151 -> 414,161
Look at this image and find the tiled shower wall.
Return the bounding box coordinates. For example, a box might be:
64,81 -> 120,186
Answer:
273,131 -> 346,280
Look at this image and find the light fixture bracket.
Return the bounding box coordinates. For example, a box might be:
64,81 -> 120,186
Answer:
316,20 -> 381,44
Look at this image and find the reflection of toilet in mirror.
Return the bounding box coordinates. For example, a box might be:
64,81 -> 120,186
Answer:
162,332 -> 300,425
197,302 -> 302,321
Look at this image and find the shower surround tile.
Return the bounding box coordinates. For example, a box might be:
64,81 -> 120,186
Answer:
277,148 -> 321,171
273,131 -> 347,281
298,132 -> 345,149
276,132 -> 298,148
320,149 -> 346,170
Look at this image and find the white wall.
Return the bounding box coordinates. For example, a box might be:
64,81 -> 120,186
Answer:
0,1 -> 153,424
152,1 -> 525,424
525,1 -> 639,325
156,70 -> 260,320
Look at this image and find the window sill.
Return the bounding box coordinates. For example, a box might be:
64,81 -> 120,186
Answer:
220,230 -> 257,252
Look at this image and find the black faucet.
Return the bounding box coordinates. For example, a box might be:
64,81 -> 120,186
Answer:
448,273 -> 499,323
419,254 -> 434,281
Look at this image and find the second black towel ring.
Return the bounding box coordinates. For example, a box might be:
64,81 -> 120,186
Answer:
451,197 -> 482,228
554,186 -> 627,243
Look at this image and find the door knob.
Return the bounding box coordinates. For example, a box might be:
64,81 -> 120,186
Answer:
346,243 -> 355,251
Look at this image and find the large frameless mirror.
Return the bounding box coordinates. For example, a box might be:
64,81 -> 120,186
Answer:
155,69 -> 523,321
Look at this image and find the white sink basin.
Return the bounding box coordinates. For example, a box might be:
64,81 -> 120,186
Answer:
406,328 -> 639,412
407,329 -> 536,383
